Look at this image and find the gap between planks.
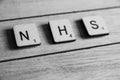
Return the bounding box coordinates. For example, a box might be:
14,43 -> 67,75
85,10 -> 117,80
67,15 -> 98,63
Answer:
0,6 -> 120,22
0,42 -> 120,63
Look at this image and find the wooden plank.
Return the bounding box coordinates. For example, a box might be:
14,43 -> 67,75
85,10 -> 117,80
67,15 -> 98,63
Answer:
0,44 -> 120,80
0,8 -> 120,61
0,0 -> 120,20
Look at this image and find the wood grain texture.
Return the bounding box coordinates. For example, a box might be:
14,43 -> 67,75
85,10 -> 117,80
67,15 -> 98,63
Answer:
0,8 -> 120,61
0,1 -> 120,80
0,0 -> 120,20
0,44 -> 120,80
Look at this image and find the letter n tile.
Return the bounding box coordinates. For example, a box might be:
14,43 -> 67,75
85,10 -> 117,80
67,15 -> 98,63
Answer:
13,23 -> 41,47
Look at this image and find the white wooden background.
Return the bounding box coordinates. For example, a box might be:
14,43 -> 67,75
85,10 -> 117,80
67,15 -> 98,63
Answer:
0,0 -> 120,80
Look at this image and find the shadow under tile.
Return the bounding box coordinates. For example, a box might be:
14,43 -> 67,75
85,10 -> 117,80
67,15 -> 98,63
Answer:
41,23 -> 55,44
5,28 -> 40,50
5,28 -> 18,50
76,19 -> 90,39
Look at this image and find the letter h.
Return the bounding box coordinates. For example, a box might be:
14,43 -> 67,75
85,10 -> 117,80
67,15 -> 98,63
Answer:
58,25 -> 68,35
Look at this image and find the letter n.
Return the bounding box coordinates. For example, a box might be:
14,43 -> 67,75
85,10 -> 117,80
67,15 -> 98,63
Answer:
19,31 -> 30,41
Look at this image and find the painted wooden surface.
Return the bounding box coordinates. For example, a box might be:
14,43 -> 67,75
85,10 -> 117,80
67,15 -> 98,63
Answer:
1,44 -> 120,80
0,8 -> 120,61
0,0 -> 120,80
0,0 -> 120,20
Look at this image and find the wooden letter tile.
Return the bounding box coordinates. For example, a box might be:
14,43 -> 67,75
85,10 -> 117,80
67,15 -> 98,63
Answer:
82,16 -> 109,36
49,19 -> 76,43
13,23 -> 41,47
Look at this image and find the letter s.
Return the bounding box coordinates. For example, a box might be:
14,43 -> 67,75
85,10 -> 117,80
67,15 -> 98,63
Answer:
90,20 -> 99,29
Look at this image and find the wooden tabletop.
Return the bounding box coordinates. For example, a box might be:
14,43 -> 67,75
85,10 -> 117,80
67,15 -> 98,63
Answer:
0,0 -> 120,80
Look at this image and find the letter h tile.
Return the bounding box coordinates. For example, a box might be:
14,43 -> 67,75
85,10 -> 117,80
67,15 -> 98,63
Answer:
49,19 -> 76,43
